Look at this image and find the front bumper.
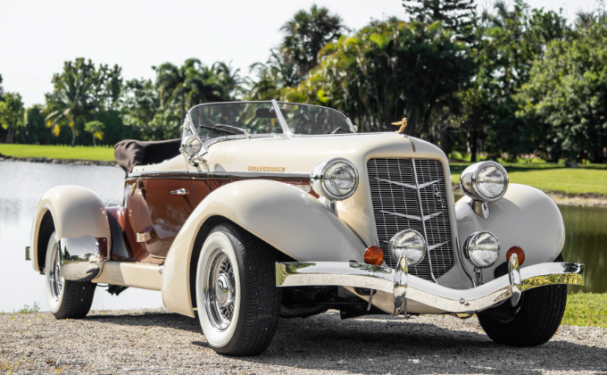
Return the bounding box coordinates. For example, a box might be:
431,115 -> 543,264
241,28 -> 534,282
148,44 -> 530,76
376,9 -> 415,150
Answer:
275,257 -> 584,314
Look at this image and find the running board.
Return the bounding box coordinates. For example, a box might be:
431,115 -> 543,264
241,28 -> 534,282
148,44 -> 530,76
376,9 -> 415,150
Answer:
92,261 -> 163,291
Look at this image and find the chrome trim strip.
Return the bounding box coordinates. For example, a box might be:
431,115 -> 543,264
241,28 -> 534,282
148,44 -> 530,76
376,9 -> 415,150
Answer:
428,241 -> 450,251
375,177 -> 441,190
276,261 -> 584,314
375,178 -> 416,190
412,158 -> 438,283
379,210 -> 442,222
127,171 -> 310,180
127,171 -> 191,179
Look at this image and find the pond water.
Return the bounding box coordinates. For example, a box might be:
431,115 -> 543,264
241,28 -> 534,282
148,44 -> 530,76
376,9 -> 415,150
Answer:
0,161 -> 604,312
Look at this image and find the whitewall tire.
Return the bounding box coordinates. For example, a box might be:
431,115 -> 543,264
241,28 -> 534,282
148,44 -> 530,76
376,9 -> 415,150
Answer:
195,223 -> 281,356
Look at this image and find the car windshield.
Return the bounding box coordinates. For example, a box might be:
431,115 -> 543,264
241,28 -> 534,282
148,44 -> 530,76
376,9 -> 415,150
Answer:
277,101 -> 354,135
187,101 -> 353,140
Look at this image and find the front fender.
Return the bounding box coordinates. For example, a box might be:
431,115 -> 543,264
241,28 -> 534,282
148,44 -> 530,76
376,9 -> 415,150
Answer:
456,183 -> 565,282
162,179 -> 366,317
30,185 -> 111,273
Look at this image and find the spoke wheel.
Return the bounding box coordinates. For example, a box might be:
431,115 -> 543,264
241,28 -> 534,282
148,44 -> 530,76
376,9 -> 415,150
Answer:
48,244 -> 64,301
194,223 -> 281,356
204,249 -> 236,331
44,231 -> 96,319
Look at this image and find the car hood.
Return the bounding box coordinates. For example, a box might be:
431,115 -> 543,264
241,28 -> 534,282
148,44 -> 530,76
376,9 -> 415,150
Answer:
199,132 -> 447,175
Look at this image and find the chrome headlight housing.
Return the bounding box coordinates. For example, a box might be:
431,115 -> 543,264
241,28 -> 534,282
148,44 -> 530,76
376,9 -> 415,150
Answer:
463,231 -> 501,268
182,136 -> 202,156
388,229 -> 427,266
460,161 -> 509,202
310,158 -> 359,201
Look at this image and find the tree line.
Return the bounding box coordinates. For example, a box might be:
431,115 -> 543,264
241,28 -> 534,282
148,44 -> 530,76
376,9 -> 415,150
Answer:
0,0 -> 606,162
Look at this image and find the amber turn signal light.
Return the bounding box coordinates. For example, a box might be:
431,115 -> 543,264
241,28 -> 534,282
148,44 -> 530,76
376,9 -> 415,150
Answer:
506,246 -> 525,266
364,246 -> 384,265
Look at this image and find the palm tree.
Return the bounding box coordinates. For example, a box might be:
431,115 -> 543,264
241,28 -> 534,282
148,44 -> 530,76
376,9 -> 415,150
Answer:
184,63 -> 223,106
155,59 -> 199,126
214,61 -> 245,100
84,120 -> 104,147
247,50 -> 300,100
45,69 -> 94,147
280,5 -> 348,77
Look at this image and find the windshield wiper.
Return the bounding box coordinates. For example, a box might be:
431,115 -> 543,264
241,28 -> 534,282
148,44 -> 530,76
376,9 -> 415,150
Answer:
200,124 -> 251,139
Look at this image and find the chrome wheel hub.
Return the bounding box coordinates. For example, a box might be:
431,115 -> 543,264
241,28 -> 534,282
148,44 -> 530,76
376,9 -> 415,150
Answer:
204,249 -> 236,331
49,244 -> 64,301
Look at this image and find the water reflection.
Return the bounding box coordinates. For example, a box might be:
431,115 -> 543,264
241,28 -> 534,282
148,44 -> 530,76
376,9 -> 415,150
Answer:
0,161 -> 163,312
560,205 -> 607,294
0,162 -> 604,312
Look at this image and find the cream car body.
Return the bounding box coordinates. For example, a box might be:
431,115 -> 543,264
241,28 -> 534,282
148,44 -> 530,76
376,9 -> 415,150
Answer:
29,100 -> 584,355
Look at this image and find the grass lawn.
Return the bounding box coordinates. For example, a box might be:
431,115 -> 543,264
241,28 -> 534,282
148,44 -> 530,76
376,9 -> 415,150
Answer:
563,293 -> 607,329
450,162 -> 607,196
0,144 -> 115,162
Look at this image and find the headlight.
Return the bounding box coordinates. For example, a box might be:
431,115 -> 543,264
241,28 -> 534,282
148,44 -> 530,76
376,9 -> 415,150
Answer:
310,158 -> 359,200
464,231 -> 500,268
388,229 -> 427,266
182,136 -> 202,156
460,161 -> 509,202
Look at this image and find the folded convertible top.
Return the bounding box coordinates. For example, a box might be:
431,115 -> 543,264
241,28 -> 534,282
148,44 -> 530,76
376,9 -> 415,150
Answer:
114,139 -> 181,173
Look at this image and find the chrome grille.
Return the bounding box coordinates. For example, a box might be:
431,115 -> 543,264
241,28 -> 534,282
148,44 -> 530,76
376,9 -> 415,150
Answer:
367,158 -> 454,281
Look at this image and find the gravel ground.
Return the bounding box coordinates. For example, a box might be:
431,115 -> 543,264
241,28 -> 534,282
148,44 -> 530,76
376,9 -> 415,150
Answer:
1,309 -> 606,375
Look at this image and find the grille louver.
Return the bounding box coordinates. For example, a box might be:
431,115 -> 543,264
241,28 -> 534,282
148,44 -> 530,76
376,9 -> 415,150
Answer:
367,158 -> 454,281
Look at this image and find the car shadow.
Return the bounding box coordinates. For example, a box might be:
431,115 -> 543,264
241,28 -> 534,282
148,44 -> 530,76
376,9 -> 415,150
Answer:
86,311 -> 607,374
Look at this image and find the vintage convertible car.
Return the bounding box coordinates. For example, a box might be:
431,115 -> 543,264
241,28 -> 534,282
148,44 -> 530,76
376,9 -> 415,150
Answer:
27,100 -> 584,356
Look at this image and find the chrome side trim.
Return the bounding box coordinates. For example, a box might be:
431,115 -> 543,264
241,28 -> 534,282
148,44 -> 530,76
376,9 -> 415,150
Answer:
192,171 -> 310,179
127,171 -> 191,179
127,170 -> 310,180
276,261 -> 584,314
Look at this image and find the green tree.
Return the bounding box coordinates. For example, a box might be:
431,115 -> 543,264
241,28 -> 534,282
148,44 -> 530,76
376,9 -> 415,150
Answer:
285,18 -> 475,136
23,105 -> 51,144
517,17 -> 607,162
0,92 -> 25,143
84,120 -> 105,146
215,61 -> 245,100
280,5 -> 348,77
45,63 -> 94,147
0,74 -> 4,100
155,59 -> 200,127
45,58 -> 124,146
247,50 -> 300,100
454,0 -> 570,161
403,0 -> 476,35
184,62 -> 223,105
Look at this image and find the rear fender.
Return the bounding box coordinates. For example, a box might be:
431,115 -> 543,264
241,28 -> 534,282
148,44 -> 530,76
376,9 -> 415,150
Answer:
30,185 -> 111,273
456,183 -> 565,282
162,179 -> 366,317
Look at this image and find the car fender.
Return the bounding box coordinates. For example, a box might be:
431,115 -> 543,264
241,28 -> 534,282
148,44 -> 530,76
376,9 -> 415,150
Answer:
30,185 -> 111,273
455,183 -> 565,282
162,179 -> 367,317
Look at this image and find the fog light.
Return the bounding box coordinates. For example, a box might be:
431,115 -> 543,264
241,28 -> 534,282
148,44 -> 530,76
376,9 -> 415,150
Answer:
364,246 -> 384,266
464,231 -> 500,268
506,246 -> 525,266
389,229 -> 427,266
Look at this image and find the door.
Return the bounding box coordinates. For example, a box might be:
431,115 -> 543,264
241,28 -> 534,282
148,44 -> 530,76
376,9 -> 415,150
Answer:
125,178 -> 195,262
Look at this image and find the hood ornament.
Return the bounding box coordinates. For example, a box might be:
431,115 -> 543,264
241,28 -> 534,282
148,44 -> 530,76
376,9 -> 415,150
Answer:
392,118 -> 407,134
391,117 -> 415,152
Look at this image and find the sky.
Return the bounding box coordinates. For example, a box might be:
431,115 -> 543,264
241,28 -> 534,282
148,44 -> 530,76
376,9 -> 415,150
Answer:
0,0 -> 601,107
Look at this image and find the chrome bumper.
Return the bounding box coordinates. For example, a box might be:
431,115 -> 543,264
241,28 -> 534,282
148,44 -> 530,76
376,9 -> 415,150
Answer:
275,257 -> 584,314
